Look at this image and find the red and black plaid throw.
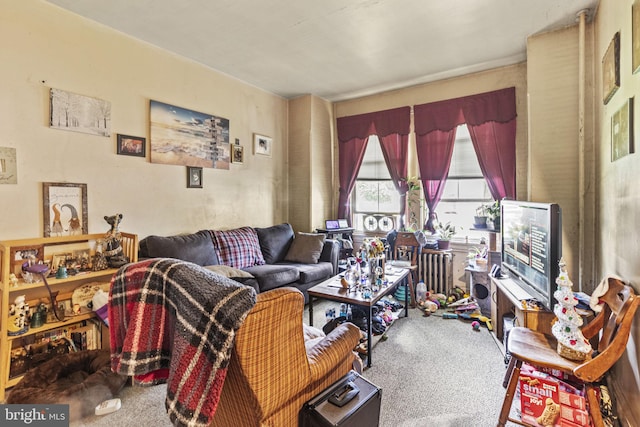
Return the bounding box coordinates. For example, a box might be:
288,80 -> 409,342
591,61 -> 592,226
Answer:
109,258 -> 256,427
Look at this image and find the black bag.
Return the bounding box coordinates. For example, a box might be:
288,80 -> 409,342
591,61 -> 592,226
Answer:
301,370 -> 381,427
322,316 -> 347,335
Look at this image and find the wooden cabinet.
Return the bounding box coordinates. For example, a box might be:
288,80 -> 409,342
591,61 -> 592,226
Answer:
490,276 -> 556,341
0,233 -> 137,401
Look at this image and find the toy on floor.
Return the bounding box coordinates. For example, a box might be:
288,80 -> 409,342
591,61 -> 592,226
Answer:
458,312 -> 493,330
471,320 -> 480,331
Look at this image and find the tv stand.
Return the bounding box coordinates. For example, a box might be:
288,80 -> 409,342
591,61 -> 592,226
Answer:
490,276 -> 555,341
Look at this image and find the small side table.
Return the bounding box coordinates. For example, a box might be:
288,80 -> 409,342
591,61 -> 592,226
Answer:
466,265 -> 490,316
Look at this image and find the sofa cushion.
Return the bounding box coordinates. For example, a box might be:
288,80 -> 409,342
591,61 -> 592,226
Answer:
242,264 -> 300,292
141,230 -> 218,266
212,227 -> 266,269
255,223 -> 294,264
284,232 -> 326,264
292,262 -> 333,284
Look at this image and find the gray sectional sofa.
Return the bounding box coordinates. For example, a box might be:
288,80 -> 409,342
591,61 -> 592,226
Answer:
138,223 -> 339,302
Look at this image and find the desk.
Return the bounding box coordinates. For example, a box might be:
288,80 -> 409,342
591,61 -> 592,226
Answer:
490,276 -> 556,341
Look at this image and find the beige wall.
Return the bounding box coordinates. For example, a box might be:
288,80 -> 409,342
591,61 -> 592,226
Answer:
527,23 -> 597,291
595,0 -> 640,423
0,0 -> 289,240
288,95 -> 335,233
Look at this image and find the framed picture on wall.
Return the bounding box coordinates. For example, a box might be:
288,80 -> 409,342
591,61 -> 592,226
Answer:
602,32 -> 620,105
611,97 -> 634,162
116,134 -> 146,157
187,166 -> 203,188
253,134 -> 272,157
231,144 -> 244,164
42,182 -> 88,237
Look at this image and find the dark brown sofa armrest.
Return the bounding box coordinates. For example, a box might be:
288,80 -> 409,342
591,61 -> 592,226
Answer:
319,239 -> 340,275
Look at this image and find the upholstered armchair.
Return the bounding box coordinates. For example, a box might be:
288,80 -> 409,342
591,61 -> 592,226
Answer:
210,287 -> 362,427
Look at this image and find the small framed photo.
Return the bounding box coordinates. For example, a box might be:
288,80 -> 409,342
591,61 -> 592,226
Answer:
117,134 -> 146,157
187,166 -> 203,188
231,145 -> 244,164
253,134 -> 272,157
52,253 -> 71,271
602,32 -> 620,105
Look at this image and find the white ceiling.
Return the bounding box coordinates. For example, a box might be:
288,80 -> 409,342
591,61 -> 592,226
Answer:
46,0 -> 599,102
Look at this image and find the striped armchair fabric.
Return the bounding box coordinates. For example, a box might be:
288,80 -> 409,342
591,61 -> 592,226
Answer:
210,287 -> 361,427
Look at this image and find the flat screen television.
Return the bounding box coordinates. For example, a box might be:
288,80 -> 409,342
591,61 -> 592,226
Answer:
500,200 -> 562,311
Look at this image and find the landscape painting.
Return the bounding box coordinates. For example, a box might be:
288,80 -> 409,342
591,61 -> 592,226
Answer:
150,100 -> 230,169
50,88 -> 111,137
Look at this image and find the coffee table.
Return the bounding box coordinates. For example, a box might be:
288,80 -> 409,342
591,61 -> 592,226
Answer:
307,266 -> 412,368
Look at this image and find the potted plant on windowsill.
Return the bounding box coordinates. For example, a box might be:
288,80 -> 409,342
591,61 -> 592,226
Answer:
434,221 -> 457,250
474,204 -> 489,228
486,200 -> 501,231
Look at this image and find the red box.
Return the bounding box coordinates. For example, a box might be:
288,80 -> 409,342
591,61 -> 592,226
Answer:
560,405 -> 591,426
557,418 -> 587,427
558,389 -> 586,410
519,372 -> 560,420
519,367 -> 591,426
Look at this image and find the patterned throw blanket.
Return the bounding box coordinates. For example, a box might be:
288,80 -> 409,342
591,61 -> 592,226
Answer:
109,258 -> 257,427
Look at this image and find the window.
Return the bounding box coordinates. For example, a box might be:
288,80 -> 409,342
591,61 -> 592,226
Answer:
436,124 -> 492,241
352,135 -> 400,233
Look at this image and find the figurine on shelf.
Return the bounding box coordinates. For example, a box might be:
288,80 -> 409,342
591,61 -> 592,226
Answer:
103,213 -> 129,268
551,258 -> 592,361
92,239 -> 109,271
8,295 -> 29,336
9,273 -> 19,288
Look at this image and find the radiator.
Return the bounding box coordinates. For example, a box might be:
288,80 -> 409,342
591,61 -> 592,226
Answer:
418,251 -> 453,294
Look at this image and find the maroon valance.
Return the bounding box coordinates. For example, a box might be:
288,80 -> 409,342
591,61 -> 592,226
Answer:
337,106 -> 411,142
414,87 -> 516,135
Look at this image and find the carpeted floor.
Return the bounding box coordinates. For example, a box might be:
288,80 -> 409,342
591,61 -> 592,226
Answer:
71,300 -> 513,427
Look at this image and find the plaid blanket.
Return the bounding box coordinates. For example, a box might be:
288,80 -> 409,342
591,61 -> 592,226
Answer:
109,258 -> 257,427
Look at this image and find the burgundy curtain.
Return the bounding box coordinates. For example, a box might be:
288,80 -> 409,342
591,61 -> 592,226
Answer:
379,132 -> 410,228
414,128 -> 457,231
467,120 -> 516,200
337,107 -> 410,224
337,135 -> 369,222
414,87 -> 517,229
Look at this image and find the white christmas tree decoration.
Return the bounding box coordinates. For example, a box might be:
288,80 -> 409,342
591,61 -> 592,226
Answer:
551,258 -> 592,361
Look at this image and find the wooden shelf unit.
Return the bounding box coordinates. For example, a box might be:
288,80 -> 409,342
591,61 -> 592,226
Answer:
490,275 -> 556,342
0,233 -> 138,401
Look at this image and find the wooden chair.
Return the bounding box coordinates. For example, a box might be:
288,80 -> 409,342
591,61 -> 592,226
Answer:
498,276 -> 639,427
393,232 -> 420,307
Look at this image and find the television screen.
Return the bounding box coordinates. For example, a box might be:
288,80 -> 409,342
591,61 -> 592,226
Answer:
500,200 -> 562,310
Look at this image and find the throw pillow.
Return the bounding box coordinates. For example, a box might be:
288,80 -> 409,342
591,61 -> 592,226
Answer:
204,265 -> 254,278
284,232 -> 326,264
255,223 -> 294,264
212,227 -> 266,269
141,230 -> 218,266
